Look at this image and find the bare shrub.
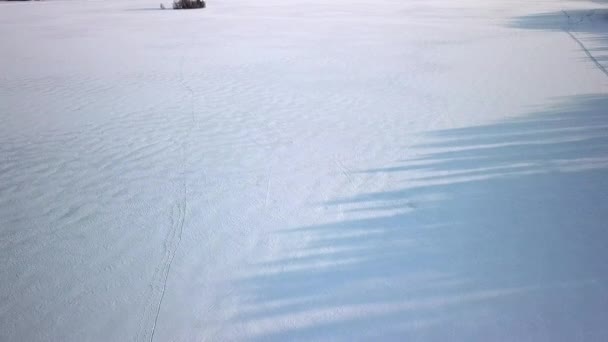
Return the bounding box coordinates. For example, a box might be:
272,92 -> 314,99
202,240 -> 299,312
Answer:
172,0 -> 205,9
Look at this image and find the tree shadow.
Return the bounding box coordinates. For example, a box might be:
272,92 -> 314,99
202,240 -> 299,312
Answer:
509,6 -> 608,32
233,94 -> 608,341
510,6 -> 608,66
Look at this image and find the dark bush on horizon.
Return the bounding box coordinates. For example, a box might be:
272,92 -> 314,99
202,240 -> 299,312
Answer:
173,0 -> 205,9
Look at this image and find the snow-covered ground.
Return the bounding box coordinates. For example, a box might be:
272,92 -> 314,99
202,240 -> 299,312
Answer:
1,0 -> 608,340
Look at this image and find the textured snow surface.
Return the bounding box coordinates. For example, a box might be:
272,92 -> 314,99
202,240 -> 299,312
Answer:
2,0 -> 608,340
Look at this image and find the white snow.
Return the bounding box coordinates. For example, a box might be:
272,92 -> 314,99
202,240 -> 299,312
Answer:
1,0 -> 608,340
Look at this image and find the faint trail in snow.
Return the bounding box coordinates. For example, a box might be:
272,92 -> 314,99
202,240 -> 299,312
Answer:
137,57 -> 195,342
136,198 -> 186,342
264,167 -> 272,208
561,9 -> 608,78
149,193 -> 186,342
564,30 -> 608,78
335,158 -> 354,187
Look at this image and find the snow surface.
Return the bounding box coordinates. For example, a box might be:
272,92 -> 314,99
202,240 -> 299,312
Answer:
1,0 -> 608,340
